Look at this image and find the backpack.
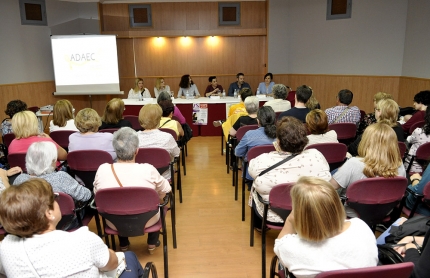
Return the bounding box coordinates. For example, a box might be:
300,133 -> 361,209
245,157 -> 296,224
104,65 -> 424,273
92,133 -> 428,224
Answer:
385,216 -> 430,244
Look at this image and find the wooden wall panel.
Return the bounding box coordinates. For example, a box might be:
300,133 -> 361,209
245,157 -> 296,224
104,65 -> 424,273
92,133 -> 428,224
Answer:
398,77 -> 430,109
117,39 -> 135,78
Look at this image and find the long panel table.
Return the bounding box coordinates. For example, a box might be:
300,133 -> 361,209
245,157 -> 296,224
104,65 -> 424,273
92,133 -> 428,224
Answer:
123,97 -> 272,136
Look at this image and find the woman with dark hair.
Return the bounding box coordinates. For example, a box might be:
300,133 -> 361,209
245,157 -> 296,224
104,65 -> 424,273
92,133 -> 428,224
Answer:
402,90 -> 430,134
257,72 -> 275,95
2,99 -> 27,135
305,109 -> 338,147
248,116 -> 331,228
0,178 -> 144,277
99,98 -> 132,130
158,100 -> 184,137
235,106 -> 277,186
177,74 -> 200,98
157,91 -> 186,124
404,107 -> 430,173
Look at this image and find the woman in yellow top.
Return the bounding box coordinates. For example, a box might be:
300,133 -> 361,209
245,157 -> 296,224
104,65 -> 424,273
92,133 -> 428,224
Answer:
158,100 -> 184,138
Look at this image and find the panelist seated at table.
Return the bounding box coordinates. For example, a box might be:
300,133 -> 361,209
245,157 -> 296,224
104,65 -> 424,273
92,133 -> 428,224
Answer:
205,76 -> 224,97
154,77 -> 171,98
227,72 -> 251,97
128,77 -> 151,99
256,72 -> 275,96
178,74 -> 200,98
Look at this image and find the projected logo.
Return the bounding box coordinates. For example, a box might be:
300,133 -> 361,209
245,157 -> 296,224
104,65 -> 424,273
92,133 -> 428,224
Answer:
66,52 -> 97,69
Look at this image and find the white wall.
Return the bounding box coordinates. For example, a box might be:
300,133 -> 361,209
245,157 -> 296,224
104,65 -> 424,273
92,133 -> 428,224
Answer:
268,0 -> 409,76
0,0 -> 99,84
402,0 -> 430,78
267,0 -> 289,74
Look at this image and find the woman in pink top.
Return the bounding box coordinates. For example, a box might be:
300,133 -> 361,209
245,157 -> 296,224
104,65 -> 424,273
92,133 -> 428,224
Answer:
9,111 -> 67,161
93,127 -> 171,253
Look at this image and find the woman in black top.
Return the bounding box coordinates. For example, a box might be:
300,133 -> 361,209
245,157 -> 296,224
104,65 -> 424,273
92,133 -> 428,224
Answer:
229,96 -> 259,137
99,98 -> 132,130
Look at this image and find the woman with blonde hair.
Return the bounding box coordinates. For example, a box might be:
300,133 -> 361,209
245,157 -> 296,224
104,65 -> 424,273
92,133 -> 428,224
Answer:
305,88 -> 320,110
348,99 -> 404,156
99,98 -> 132,130
357,92 -> 392,135
274,177 -> 378,277
154,77 -> 171,98
49,99 -> 78,132
128,77 -> 151,99
305,109 -> 338,147
331,122 -> 406,217
9,111 -> 67,161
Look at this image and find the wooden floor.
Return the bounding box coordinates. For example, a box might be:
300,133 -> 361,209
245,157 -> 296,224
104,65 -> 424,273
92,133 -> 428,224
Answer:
88,136 -> 277,277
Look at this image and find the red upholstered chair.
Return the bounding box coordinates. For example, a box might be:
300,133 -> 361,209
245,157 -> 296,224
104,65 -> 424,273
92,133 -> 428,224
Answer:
256,183 -> 294,278
95,187 -> 171,277
343,177 -> 408,232
241,144 -> 275,221
2,133 -> 15,149
124,115 -> 142,131
7,153 -> 27,173
359,110 -> 366,122
305,143 -> 347,171
159,127 -> 186,177
406,141 -> 430,174
409,120 -> 425,134
286,90 -> 295,108
232,124 -> 259,200
28,106 -> 39,113
328,123 -> 357,145
67,150 -> 113,192
402,181 -> 430,218
398,141 -> 407,161
50,130 -> 77,151
98,128 -> 119,134
314,262 -> 414,278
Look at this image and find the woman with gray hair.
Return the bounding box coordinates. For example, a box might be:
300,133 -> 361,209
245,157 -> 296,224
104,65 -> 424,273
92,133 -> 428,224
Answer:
263,84 -> 292,112
13,141 -> 92,229
157,91 -> 186,124
93,127 -> 171,253
229,96 -> 259,136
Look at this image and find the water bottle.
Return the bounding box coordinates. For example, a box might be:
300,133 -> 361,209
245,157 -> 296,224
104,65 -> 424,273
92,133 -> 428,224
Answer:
256,88 -> 260,95
185,90 -> 189,99
233,89 -> 237,98
222,90 -> 226,99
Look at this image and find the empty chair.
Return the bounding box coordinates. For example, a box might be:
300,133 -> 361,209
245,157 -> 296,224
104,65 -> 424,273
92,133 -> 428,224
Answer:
2,133 -> 15,150
398,141 -> 407,160
314,262 -> 414,278
124,115 -> 142,131
305,143 -> 347,171
328,122 -> 357,145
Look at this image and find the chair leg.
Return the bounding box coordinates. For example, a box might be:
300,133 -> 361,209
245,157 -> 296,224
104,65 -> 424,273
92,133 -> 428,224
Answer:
111,235 -> 116,251
242,164 -> 247,221
250,206 -> 255,247
234,158 -> 239,201
161,210 -> 169,278
177,165 -> 183,204
221,129 -> 224,156
181,147 -> 186,176
185,142 -> 188,157
226,143 -> 230,173
262,211 -> 268,278
170,192 -> 177,249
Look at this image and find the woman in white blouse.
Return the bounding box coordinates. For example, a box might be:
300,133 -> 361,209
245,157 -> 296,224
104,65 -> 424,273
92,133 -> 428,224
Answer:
177,74 -> 200,98
154,77 -> 171,98
49,99 -> 79,133
305,109 -> 338,147
128,78 -> 151,99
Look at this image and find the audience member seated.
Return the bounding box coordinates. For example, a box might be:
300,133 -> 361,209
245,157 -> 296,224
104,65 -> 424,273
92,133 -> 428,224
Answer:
325,89 -> 361,125
0,178 -> 144,277
402,90 -> 430,134
404,166 -> 430,216
69,108 -> 117,160
158,100 -> 184,138
404,108 -> 430,173
94,127 -> 171,253
99,98 -> 132,130
9,111 -> 67,162
330,122 -> 406,217
49,99 -> 79,133
235,106 -> 277,185
177,74 -> 200,98
154,77 -> 171,98
1,99 -> 27,135
256,73 -> 275,96
229,96 -> 259,137
205,76 -> 224,97
157,91 -> 186,124
274,176 -> 378,277
305,109 -> 338,147
394,226 -> 430,278
278,85 -> 313,123
0,167 -> 22,194
227,72 -> 251,97
137,104 -> 180,179
227,88 -> 253,117
357,92 -> 392,135
13,141 -> 92,230
249,116 -> 331,229
263,84 -> 291,112
305,89 -> 321,110
128,77 -> 151,99
348,99 -> 404,157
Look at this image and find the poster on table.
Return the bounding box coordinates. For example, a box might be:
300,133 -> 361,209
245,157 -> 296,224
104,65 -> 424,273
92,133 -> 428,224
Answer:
192,103 -> 208,125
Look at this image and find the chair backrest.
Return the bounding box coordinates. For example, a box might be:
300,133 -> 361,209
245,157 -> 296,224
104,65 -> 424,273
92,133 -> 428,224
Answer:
269,183 -> 294,221
398,141 -> 407,159
328,123 -> 357,140
247,144 -> 276,161
422,181 -> 430,206
67,150 -> 113,191
409,120 -> 425,134
56,192 -> 76,230
135,147 -> 171,175
124,115 -> 142,131
235,124 -> 258,141
360,110 -> 366,122
7,153 -> 27,172
305,143 -> 347,170
50,130 -> 77,149
98,128 -> 119,134
3,133 -> 15,149
346,177 -> 408,228
286,90 -> 295,107
28,106 -> 39,113
314,262 -> 414,278
95,187 -> 160,237
159,128 -> 178,141
415,141 -> 430,161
